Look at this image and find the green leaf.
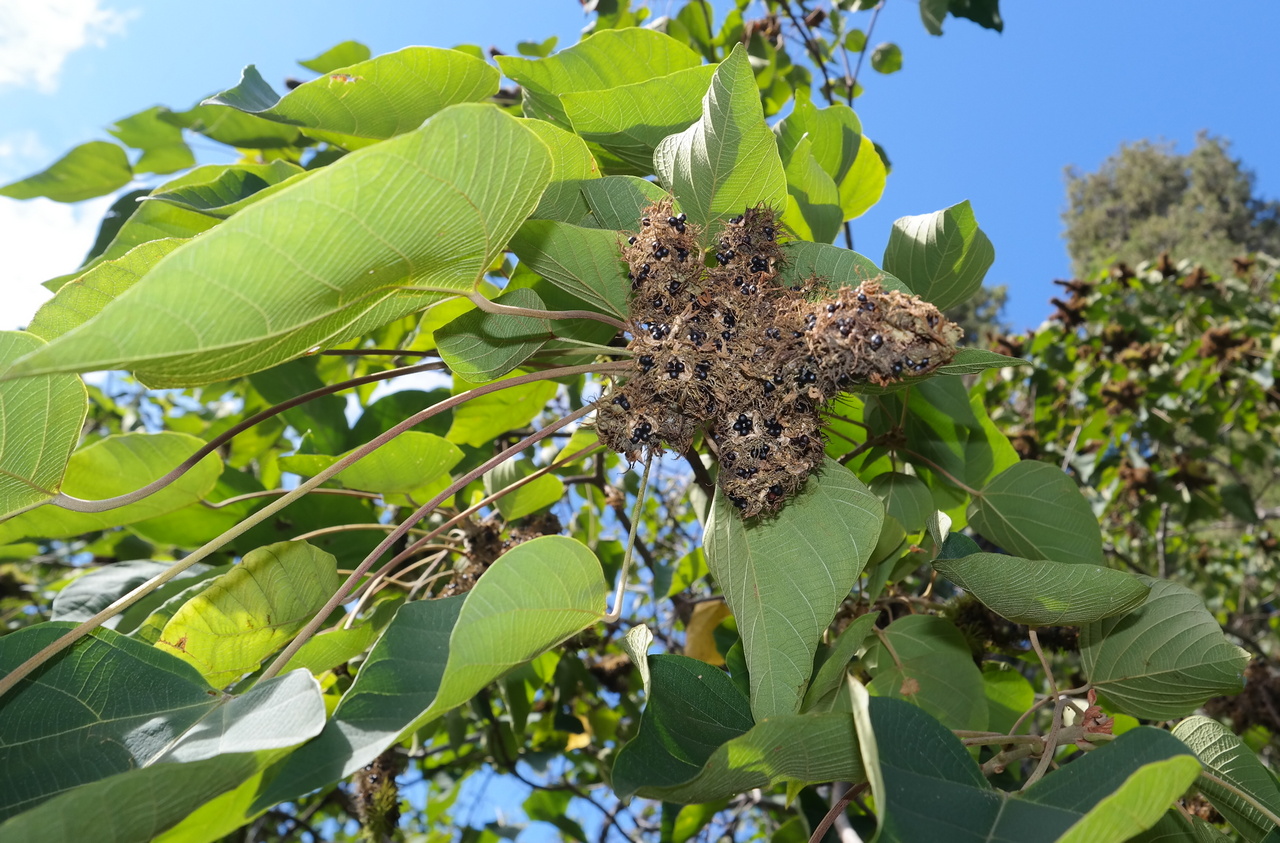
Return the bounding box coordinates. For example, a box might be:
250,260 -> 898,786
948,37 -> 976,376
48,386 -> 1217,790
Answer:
145,161 -> 308,219
298,40 -> 372,73
934,552 -> 1149,626
869,472 -> 934,533
704,459 -> 883,719
870,42 -> 903,74
561,64 -> 718,172
484,458 -> 565,521
107,107 -> 195,175
50,560 -> 210,627
781,136 -> 842,244
1082,578 -> 1249,719
969,460 -> 1104,566
253,535 -> 606,810
612,654 -> 755,798
248,357 -> 350,455
156,541 -> 340,687
0,333 -> 86,518
518,118 -> 601,223
863,614 -> 987,730
864,697 -> 1199,842
436,289 -> 550,381
445,375 -> 559,448
844,30 -> 867,52
920,0 -> 949,34
653,44 -> 788,232
335,431 -> 464,496
802,611 -> 880,713
509,220 -> 630,318
0,622 -> 323,822
773,97 -> 883,220
838,133 -> 889,220
0,432 -> 221,544
776,240 -> 909,294
1172,716 -> 1280,842
3,105 -> 552,387
935,347 -> 1026,376
579,175 -> 670,230
949,0 -> 1004,32
882,200 -> 994,310
516,36 -> 559,58
524,790 -> 586,842
982,661 -> 1035,734
207,48 -> 498,146
159,103 -> 304,149
495,29 -> 702,129
0,141 -> 132,203
27,239 -> 187,341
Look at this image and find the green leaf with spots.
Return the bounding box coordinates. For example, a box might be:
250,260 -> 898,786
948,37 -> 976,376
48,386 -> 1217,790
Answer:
704,459 -> 882,719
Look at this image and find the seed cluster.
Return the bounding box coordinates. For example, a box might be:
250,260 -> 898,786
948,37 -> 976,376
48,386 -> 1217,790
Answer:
596,200 -> 963,517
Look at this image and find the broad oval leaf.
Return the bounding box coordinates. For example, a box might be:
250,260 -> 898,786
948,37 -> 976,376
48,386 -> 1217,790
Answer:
1081,578 -> 1250,719
933,552 -> 1149,626
483,457 -> 565,521
969,460 -> 1104,566
863,614 -> 987,731
445,375 -> 558,448
334,431 -> 463,495
253,535 -> 606,810
107,106 -> 194,176
704,459 -> 883,719
495,28 -> 702,129
3,105 -> 552,386
869,472 -> 934,533
882,199 -> 994,310
0,623 -> 323,823
207,47 -> 499,145
50,560 -> 210,627
653,44 -> 788,232
0,141 -> 132,203
509,219 -> 630,318
156,541 -> 340,687
1172,715 -> 1280,842
0,431 -> 222,545
579,175 -> 670,230
0,332 -> 86,518
144,160 -> 307,219
436,289 -> 550,381
781,136 -> 842,244
802,611 -> 880,713
519,118 -> 601,223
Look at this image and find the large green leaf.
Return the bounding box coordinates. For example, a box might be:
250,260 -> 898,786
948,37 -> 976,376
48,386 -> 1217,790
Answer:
780,136 -> 842,244
578,175 -> 670,230
253,535 -> 606,809
1081,578 -> 1249,719
0,333 -> 86,519
653,44 -> 788,232
933,552 -> 1149,626
496,28 -> 702,129
0,622 -> 323,822
333,431 -> 463,495
869,472 -> 934,533
3,105 -> 552,387
484,457 -> 566,521
144,161 -> 307,219
0,432 -> 222,544
612,654 -> 755,797
864,697 -> 1199,842
519,118 -> 601,223
155,541 -> 340,688
27,239 -> 187,341
160,103 -> 304,149
0,141 -> 132,203
435,289 -> 550,381
107,107 -> 195,176
50,560 -> 210,627
969,460 -> 1104,566
882,200 -> 994,310
863,614 -> 987,730
1172,716 -> 1280,842
445,376 -> 558,448
775,240 -> 909,294
801,611 -> 880,713
207,48 -> 498,146
509,220 -> 630,318
704,459 -> 882,719
561,64 -> 718,172
774,96 -> 885,220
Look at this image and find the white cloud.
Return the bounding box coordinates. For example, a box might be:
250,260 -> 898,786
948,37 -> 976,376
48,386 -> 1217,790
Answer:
0,0 -> 134,93
1,194 -> 113,330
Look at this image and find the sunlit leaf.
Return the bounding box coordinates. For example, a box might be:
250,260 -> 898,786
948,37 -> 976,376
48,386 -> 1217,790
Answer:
483,457 -> 565,521
519,118 -> 601,223
436,289 -> 550,381
1172,716 -> 1280,842
107,107 -> 195,176
883,200 -> 994,310
445,376 -> 558,448
298,41 -> 371,73
969,460 -> 1104,566
0,141 -> 132,203
509,220 -> 630,318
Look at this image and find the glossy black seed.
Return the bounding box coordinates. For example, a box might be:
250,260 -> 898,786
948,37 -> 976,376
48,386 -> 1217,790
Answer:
792,331 -> 803,339
769,483 -> 784,497
639,355 -> 655,372
870,333 -> 883,350
640,263 -> 651,276
763,380 -> 776,394
730,495 -> 748,510
694,361 -> 711,380
722,311 -> 736,327
836,318 -> 853,337
765,327 -> 781,340
675,222 -> 686,233
892,361 -> 904,375
796,369 -> 817,385
729,214 -> 744,225
630,421 -> 652,443
772,372 -> 785,385
666,216 -> 679,227
668,279 -> 682,294
732,413 -> 754,435
722,450 -> 737,466
655,246 -> 670,259
721,330 -> 733,341
641,217 -> 651,226
666,359 -> 685,379
627,235 -> 638,245
763,226 -> 775,240
676,213 -> 687,222
735,466 -> 758,479
826,303 -> 837,314
861,301 -> 876,312
650,323 -> 670,340
650,295 -> 663,309
793,434 -> 810,449
765,418 -> 783,437
749,443 -> 770,459
716,252 -> 731,266
804,313 -> 817,330
612,395 -> 630,410
689,329 -> 707,344
918,357 -> 930,367
676,248 -> 689,262
857,292 -> 868,303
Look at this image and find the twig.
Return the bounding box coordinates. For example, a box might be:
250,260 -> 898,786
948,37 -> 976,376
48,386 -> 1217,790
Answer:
848,2 -> 885,93
605,453 -> 655,623
809,783 -> 865,843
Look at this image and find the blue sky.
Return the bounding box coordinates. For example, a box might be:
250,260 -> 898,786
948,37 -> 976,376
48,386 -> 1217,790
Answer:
3,1 -> 1279,333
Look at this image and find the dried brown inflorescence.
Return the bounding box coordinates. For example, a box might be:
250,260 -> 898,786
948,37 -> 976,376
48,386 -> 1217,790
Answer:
596,200 -> 963,517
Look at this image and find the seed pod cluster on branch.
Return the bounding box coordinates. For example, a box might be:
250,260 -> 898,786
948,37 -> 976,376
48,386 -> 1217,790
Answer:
596,200 -> 963,517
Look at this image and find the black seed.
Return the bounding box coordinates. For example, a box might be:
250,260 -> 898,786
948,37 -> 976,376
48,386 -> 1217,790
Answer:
769,483 -> 784,497
792,331 -> 803,339
694,361 -> 711,380
729,214 -> 744,225
732,413 -> 754,435
723,450 -> 737,466
721,330 -> 733,341
927,314 -> 939,328
639,355 -> 654,372
892,361 -> 904,375
919,357 -> 930,367
804,313 -> 817,330
766,327 -> 781,340
666,359 -> 685,379
677,213 -> 687,222
651,295 -> 663,309
676,248 -> 688,262
749,443 -> 770,459
861,301 -> 876,312
794,434 -> 810,449
870,333 -> 883,351
612,395 -> 630,410
735,466 -> 758,478
765,418 -> 783,437
722,311 -> 736,327
668,279 -> 682,294
655,246 -> 670,259
666,216 -> 679,227
857,292 -> 868,303
650,323 -> 669,340
716,252 -> 730,266
763,380 -> 776,394
641,217 -> 651,226
627,236 -> 638,245
675,222 -> 686,233
772,372 -> 785,385
730,495 -> 748,510
826,303 -> 837,314
640,263 -> 651,276
763,226 -> 775,240
689,329 -> 707,344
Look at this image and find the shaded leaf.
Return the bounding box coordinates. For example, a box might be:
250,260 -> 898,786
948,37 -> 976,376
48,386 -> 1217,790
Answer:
484,458 -> 565,521
653,45 -> 787,232
0,141 -> 132,203
777,240 -> 909,294
982,662 -> 1035,734
969,460 -> 1104,566
869,472 -> 933,533
883,200 -> 994,310
144,161 -> 307,219
936,347 -> 1026,376
802,611 -> 880,713
0,333 -> 86,519
863,614 -> 987,730
445,375 -> 558,449
870,42 -> 903,74
579,176 -> 670,230
933,552 -> 1149,626
781,136 -> 842,244
51,560 -> 210,628
437,289 -> 550,381
704,459 -> 882,719
1081,578 -> 1250,719
159,103 -> 303,149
